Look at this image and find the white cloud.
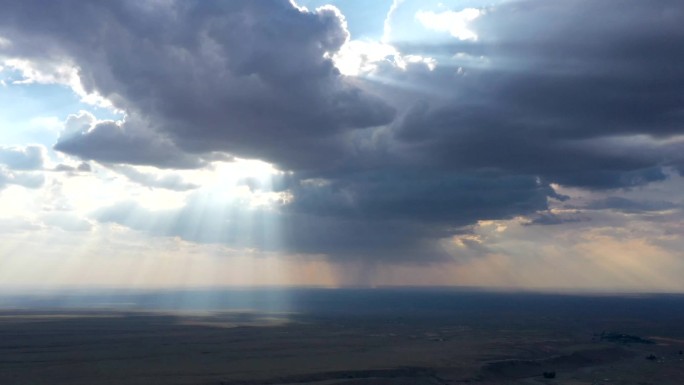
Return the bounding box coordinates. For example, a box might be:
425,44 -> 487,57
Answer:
333,40 -> 436,76
382,0 -> 405,43
1,58 -> 113,108
333,40 -> 399,76
41,212 -> 92,232
3,58 -> 75,85
416,8 -> 482,41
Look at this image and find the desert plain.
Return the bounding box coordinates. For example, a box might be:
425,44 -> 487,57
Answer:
1,289 -> 683,385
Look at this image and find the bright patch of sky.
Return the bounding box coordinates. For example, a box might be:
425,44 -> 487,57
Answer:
0,68 -> 122,163
381,0 -> 501,43
416,8 -> 482,41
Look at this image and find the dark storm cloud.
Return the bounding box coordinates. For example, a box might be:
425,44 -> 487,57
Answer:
2,0 -> 684,261
88,169 -> 556,262
286,171 -> 555,224
385,0 -> 684,189
391,102 -> 671,189
0,0 -> 394,171
54,112 -> 204,169
284,0 -> 684,259
524,211 -> 588,226
92,197 -> 453,262
585,197 -> 679,214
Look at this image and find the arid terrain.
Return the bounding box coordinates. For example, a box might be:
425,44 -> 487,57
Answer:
1,290 -> 684,384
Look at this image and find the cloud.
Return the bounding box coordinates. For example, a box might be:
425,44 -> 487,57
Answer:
415,8 -> 481,41
2,0 -> 684,264
286,171 -> 554,224
585,197 -> 679,214
54,111 -> 204,169
0,0 -> 395,171
0,167 -> 44,190
380,0 -> 684,190
0,145 -> 45,170
91,197 -> 454,262
523,211 -> 588,226
87,168 -> 559,262
41,212 -> 92,232
54,162 -> 92,173
390,102 -> 671,189
109,165 -> 199,191
0,217 -> 42,233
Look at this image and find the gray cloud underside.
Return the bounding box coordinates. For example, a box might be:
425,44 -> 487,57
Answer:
0,144 -> 46,190
109,165 -> 199,191
54,162 -> 92,173
0,168 -> 44,190
54,112 -> 203,169
385,0 -> 684,189
585,197 -> 679,214
0,146 -> 45,170
2,0 -> 684,261
93,171 -> 556,261
93,196 -> 453,262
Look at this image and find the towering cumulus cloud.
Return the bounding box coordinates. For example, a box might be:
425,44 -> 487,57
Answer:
1,0 -> 683,265
0,0 -> 395,170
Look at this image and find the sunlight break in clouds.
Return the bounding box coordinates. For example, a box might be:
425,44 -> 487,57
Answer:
416,8 -> 482,40
333,40 -> 436,76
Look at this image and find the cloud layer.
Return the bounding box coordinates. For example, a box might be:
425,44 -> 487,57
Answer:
1,0 -> 683,264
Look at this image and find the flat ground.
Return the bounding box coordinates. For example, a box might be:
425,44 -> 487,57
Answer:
1,290 -> 683,384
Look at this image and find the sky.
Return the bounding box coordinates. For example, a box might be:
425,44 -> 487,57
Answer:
1,0 -> 684,292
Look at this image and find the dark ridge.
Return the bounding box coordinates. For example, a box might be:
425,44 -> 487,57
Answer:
218,367 -> 446,385
600,332 -> 654,344
481,347 -> 634,379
